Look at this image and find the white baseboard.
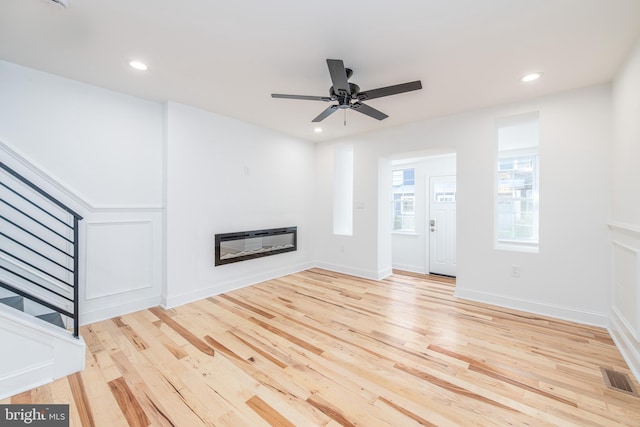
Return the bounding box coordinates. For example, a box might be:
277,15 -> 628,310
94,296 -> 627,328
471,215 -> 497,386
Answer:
80,295 -> 162,325
313,262 -> 381,281
609,307 -> 640,383
163,261 -> 315,309
391,263 -> 426,274
377,267 -> 393,281
454,287 -> 609,327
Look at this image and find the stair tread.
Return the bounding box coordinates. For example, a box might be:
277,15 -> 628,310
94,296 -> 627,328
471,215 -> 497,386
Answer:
36,312 -> 65,328
0,295 -> 24,311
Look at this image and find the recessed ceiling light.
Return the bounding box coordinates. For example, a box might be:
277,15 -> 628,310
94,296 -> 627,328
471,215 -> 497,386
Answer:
129,61 -> 148,71
522,72 -> 542,82
314,127 -> 323,133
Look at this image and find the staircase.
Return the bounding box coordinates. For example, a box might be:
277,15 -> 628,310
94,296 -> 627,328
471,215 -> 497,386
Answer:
0,158 -> 85,399
0,287 -> 65,328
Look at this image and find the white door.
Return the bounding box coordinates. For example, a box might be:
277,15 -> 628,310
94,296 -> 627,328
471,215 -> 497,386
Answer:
429,176 -> 457,276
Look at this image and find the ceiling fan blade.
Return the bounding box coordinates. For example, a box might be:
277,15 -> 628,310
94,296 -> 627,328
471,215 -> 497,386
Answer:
357,80 -> 422,101
312,105 -> 339,122
326,59 -> 351,96
350,102 -> 388,121
272,94 -> 333,101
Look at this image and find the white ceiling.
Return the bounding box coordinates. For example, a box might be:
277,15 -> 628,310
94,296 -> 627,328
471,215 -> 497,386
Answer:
1,0 -> 640,142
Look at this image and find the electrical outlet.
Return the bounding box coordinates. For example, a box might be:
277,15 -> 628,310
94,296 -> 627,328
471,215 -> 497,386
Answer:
511,265 -> 521,278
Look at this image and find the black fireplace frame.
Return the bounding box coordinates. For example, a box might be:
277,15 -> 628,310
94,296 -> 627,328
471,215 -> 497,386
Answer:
214,226 -> 297,266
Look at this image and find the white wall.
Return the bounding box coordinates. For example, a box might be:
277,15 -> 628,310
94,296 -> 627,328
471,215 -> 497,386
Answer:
164,101 -> 315,307
315,85 -> 612,326
612,41 -> 640,226
0,61 -> 162,208
391,154 -> 456,274
315,142 -> 387,279
609,38 -> 640,380
0,61 -> 164,324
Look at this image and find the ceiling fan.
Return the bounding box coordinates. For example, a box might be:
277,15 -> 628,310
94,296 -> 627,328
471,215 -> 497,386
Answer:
271,59 -> 422,123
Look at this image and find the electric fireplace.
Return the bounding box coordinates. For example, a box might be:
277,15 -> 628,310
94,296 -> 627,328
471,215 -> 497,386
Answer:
214,226 -> 297,266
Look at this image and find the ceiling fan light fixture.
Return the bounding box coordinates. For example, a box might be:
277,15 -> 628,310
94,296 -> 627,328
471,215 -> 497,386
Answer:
129,60 -> 148,71
46,0 -> 69,8
522,72 -> 543,82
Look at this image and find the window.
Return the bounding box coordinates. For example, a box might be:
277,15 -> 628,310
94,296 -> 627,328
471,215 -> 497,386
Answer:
433,181 -> 456,203
495,113 -> 539,251
392,168 -> 416,232
333,144 -> 353,235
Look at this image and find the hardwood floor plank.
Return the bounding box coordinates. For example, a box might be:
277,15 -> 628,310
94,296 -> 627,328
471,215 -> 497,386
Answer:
229,331 -> 289,369
395,362 -> 519,412
248,316 -> 325,356
245,395 -> 295,427
109,350 -> 177,427
219,294 -> 276,319
306,394 -> 357,427
149,307 -> 215,357
47,372 -> 84,426
108,377 -> 150,427
67,372 -> 96,427
376,396 -> 438,427
10,390 -> 31,404
112,316 -> 149,351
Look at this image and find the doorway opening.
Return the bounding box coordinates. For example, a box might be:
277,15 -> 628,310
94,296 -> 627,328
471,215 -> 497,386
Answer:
390,153 -> 457,278
428,175 -> 456,277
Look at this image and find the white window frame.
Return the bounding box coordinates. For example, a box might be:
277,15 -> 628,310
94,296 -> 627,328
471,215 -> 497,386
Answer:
392,168 -> 416,233
494,112 -> 540,253
400,194 -> 415,215
333,144 -> 353,236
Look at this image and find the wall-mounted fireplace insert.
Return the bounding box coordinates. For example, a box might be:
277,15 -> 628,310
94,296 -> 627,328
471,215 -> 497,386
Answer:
214,226 -> 297,266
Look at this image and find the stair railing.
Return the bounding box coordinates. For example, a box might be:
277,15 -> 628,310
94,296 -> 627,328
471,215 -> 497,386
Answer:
0,161 -> 82,337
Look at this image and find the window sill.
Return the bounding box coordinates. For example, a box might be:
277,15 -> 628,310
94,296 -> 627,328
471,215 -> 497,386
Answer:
393,231 -> 419,237
495,242 -> 539,253
494,242 -> 540,254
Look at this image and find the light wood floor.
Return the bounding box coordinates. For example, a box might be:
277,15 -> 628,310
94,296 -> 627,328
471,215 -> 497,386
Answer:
3,268 -> 640,426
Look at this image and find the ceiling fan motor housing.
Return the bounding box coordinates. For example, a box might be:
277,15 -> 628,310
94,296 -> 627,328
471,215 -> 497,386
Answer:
330,83 -> 361,106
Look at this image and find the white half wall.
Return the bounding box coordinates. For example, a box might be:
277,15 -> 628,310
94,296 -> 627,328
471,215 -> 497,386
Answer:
610,38 -> 640,381
608,224 -> 640,382
164,101 -> 315,307
0,305 -> 86,400
315,85 -> 612,326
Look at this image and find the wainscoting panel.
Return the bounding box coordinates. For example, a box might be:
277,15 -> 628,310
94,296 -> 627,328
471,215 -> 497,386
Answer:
81,213 -> 163,325
612,241 -> 638,338
609,222 -> 640,382
86,220 -> 153,300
